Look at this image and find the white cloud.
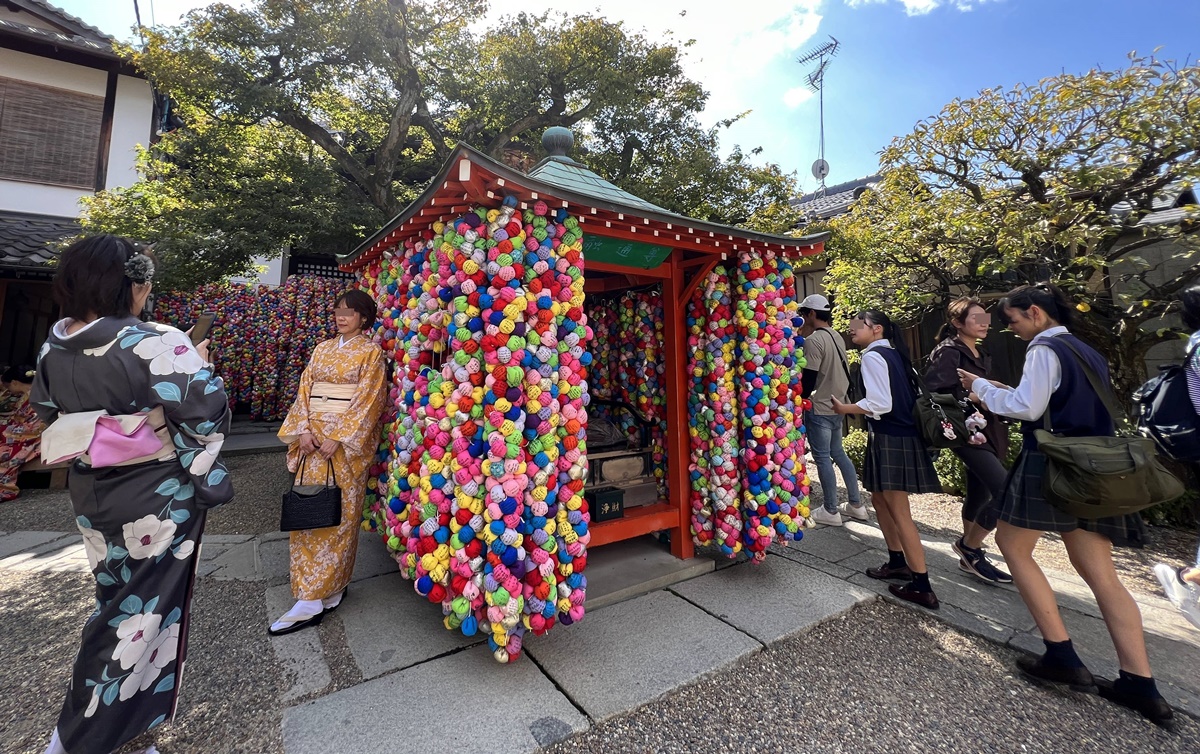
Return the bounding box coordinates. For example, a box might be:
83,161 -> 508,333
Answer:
783,87 -> 816,109
844,0 -> 992,16
486,1 -> 825,126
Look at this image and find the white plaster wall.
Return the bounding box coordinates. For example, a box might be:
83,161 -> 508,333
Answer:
106,74 -> 154,190
229,253 -> 288,287
0,48 -> 153,217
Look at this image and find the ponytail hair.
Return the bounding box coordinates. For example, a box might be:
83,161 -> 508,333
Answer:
855,308 -> 913,372
937,296 -> 983,342
999,283 -> 1074,328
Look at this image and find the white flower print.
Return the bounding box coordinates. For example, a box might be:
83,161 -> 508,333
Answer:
84,686 -> 101,718
123,515 -> 177,560
77,523 -> 107,571
113,612 -> 162,670
82,337 -> 117,357
119,623 -> 179,701
174,539 -> 195,559
132,330 -> 206,375
188,432 -> 225,475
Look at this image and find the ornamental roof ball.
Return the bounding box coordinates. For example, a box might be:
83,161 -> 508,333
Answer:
542,126 -> 574,157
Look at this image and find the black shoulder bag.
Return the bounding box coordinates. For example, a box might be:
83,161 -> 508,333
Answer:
280,457 -> 342,531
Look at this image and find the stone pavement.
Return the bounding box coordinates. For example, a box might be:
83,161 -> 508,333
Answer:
1,513 -> 1197,753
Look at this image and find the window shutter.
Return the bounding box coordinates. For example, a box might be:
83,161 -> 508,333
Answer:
0,77 -> 104,189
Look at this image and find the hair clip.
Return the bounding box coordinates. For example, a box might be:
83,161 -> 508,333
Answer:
124,253 -> 155,283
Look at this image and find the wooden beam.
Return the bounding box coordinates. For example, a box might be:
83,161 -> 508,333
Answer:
660,253 -> 694,560
679,259 -> 718,306
587,259 -> 673,279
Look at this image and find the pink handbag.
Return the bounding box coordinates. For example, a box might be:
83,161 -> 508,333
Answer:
88,415 -> 164,468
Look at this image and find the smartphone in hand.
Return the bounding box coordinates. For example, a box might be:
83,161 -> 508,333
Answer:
190,311 -> 216,345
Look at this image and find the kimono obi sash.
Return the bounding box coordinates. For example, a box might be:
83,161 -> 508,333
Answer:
40,406 -> 174,468
310,382 -> 356,415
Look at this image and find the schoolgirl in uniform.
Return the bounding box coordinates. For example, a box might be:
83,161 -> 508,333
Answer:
958,283 -> 1170,725
833,310 -> 941,609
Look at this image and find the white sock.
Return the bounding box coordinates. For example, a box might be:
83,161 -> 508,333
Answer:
44,729 -> 67,754
321,590 -> 345,610
270,599 -> 324,631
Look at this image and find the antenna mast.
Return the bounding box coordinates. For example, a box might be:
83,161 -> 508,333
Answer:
797,36 -> 840,194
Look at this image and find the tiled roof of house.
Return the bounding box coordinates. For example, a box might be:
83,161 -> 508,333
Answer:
791,174 -> 883,220
0,211 -> 77,272
0,0 -> 120,61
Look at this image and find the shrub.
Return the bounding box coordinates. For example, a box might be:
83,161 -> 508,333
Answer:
843,426 -> 868,475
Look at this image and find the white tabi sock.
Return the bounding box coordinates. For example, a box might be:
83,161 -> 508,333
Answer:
270,599 -> 324,632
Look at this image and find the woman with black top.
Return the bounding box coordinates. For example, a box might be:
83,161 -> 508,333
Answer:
925,297 -> 1012,584
834,310 -> 941,609
958,284 -> 1170,726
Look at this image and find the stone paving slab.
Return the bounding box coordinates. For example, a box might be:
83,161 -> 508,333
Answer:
0,535 -> 89,573
670,552 -> 874,645
768,543 -> 859,581
0,531 -> 73,562
206,540 -> 260,581
787,524 -> 875,563
282,644 -> 588,754
349,532 -> 399,584
584,535 -> 714,612
526,589 -> 762,721
266,583 -> 332,702
1008,605 -> 1200,717
338,572 -> 478,679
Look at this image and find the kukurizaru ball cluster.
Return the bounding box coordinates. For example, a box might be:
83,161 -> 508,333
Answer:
154,276 -> 343,420
359,197 -> 591,663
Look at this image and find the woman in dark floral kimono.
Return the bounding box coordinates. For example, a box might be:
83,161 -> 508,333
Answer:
33,236 -> 234,754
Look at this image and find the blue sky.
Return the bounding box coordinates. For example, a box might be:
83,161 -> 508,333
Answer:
55,0 -> 1200,195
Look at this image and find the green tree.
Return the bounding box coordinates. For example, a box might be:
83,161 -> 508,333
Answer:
83,0 -> 800,287
821,56 -> 1200,400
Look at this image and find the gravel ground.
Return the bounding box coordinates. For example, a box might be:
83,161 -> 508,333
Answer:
0,571 -> 286,754
544,600 -> 1198,754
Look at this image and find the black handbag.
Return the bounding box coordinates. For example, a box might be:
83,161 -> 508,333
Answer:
280,457 -> 342,532
1133,340 -> 1200,462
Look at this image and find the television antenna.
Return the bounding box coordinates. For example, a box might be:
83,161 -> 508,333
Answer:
797,36 -> 840,193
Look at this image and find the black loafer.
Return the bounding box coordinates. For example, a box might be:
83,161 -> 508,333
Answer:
888,582 -> 940,610
1096,677 -> 1174,726
867,563 -> 913,581
1016,654 -> 1097,693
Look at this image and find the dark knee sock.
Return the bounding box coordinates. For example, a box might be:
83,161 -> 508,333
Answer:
908,571 -> 932,593
1042,639 -> 1084,669
1115,669 -> 1163,699
888,550 -> 907,569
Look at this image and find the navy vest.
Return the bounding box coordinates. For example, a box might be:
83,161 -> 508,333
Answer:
868,346 -> 919,437
1020,334 -> 1114,451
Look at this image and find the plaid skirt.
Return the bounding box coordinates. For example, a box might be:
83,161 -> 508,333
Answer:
997,450 -> 1147,548
864,431 -> 941,494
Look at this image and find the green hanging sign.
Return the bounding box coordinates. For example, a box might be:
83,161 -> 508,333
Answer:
583,233 -> 673,269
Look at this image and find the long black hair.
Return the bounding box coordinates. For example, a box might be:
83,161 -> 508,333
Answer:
854,308 -> 913,373
998,283 -> 1074,328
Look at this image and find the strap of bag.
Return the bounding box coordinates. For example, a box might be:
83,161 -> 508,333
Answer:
297,455 -> 339,488
1042,337 -> 1126,432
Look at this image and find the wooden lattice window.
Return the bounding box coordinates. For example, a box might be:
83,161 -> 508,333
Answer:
0,77 -> 104,189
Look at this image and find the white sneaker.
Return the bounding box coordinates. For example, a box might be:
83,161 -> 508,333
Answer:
810,507 -> 843,527
1155,563 -> 1200,630
840,503 -> 869,522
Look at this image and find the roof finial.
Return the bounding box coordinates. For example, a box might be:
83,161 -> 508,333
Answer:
542,126 -> 574,159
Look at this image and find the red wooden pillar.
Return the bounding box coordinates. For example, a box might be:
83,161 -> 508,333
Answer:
661,252 -> 695,559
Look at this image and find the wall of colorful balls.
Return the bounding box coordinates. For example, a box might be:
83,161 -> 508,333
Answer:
154,275 -> 345,420
350,190 -> 814,661
356,196 -> 591,663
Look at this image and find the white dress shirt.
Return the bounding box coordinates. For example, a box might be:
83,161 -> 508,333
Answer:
855,339 -> 895,420
972,325 -> 1068,421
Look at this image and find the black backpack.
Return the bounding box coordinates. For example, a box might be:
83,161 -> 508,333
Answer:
1133,341 -> 1200,462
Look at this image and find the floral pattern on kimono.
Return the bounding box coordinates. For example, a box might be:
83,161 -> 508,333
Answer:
279,335 -> 387,600
0,392 -> 43,502
32,316 -> 232,754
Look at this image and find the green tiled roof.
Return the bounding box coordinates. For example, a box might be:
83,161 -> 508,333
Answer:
528,157 -> 669,214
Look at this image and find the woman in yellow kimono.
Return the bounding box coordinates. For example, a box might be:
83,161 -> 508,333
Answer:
272,290 -> 387,634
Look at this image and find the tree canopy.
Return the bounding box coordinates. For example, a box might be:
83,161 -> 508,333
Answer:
82,0 -> 800,288
820,55 -> 1200,397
